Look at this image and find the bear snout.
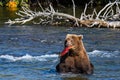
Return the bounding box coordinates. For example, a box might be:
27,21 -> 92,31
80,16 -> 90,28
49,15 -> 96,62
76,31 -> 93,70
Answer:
65,40 -> 73,47
65,38 -> 74,47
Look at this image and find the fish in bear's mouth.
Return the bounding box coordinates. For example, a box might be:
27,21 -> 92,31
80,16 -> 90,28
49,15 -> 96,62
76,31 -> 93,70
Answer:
60,40 -> 74,57
60,46 -> 72,57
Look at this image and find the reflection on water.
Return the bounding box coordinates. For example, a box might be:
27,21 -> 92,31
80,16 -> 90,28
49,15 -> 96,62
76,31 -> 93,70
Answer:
63,77 -> 88,80
0,7 -> 18,25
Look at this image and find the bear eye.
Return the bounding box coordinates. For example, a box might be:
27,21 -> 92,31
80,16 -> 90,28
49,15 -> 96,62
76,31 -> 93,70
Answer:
67,38 -> 74,42
70,38 -> 74,42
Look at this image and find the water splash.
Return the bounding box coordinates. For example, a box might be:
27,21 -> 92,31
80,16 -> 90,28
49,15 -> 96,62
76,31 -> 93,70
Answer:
88,50 -> 119,58
0,54 -> 58,62
0,50 -> 119,62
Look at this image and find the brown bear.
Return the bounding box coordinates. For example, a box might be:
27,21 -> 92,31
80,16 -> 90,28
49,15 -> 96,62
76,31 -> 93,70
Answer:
56,34 -> 94,74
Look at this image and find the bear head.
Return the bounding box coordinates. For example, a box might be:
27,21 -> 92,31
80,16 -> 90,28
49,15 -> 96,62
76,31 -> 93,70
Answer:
65,34 -> 83,47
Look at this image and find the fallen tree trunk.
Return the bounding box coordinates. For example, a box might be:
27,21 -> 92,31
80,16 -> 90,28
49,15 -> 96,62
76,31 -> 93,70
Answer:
5,1 -> 120,29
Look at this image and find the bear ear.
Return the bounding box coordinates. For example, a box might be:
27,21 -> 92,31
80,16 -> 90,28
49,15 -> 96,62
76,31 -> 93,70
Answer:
66,34 -> 71,37
78,35 -> 83,40
66,34 -> 74,38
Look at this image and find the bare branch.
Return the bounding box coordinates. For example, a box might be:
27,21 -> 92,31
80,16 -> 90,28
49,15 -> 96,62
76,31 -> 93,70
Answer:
72,0 -> 75,17
5,1 -> 120,29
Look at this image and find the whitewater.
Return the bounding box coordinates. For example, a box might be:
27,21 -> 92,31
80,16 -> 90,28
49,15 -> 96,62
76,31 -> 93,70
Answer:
0,50 -> 119,62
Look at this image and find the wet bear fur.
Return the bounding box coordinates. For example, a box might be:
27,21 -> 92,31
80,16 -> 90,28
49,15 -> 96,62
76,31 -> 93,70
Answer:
56,34 -> 94,74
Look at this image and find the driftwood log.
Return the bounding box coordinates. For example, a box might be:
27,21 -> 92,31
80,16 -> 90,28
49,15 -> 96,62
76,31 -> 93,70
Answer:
5,1 -> 120,29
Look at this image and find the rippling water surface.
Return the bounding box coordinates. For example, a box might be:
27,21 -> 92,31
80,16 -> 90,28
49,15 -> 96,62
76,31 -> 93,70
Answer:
0,25 -> 120,80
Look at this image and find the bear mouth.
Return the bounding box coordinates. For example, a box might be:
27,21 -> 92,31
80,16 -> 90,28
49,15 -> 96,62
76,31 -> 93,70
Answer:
65,41 -> 73,47
65,44 -> 72,47
60,46 -> 73,57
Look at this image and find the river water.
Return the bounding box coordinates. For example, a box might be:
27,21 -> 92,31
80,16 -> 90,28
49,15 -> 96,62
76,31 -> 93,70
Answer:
0,25 -> 119,80
0,7 -> 120,80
